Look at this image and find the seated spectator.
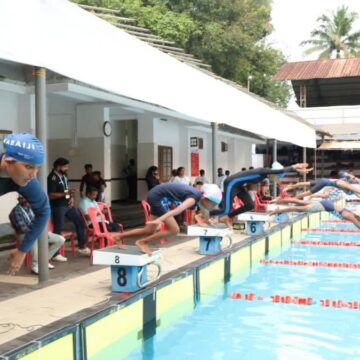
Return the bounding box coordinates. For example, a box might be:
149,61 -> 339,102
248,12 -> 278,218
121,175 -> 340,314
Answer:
194,169 -> 209,185
241,167 -> 246,171
79,187 -> 121,232
80,163 -> 93,198
145,166 -> 160,190
92,171 -> 106,201
225,170 -> 230,177
10,196 -> 65,274
258,178 -> 272,201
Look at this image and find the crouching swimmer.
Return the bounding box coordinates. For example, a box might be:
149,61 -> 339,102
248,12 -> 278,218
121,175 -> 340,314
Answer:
112,183 -> 222,255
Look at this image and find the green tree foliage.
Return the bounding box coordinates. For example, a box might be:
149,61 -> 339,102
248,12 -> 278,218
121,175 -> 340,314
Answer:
73,0 -> 290,106
301,6 -> 360,59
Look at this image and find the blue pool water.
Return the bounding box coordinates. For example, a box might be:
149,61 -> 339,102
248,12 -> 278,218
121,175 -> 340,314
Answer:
127,220 -> 360,360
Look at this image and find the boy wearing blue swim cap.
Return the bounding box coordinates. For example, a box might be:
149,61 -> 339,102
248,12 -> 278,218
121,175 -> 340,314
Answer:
1,133 -> 50,275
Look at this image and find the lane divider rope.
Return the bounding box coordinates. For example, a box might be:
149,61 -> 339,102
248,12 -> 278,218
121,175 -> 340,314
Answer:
291,240 -> 360,247
260,259 -> 360,269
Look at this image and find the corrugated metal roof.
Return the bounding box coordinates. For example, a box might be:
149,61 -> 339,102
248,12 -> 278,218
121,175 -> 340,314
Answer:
273,58 -> 360,81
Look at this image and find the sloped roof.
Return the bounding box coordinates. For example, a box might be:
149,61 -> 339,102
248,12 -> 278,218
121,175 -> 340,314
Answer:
0,0 -> 316,147
273,58 -> 360,81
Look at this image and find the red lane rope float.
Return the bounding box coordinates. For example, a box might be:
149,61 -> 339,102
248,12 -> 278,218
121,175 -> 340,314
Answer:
321,220 -> 350,224
229,292 -> 360,310
291,240 -> 360,247
302,228 -> 360,233
260,259 -> 360,269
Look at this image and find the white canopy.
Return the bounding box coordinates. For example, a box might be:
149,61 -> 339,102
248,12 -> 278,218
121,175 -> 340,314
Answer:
0,0 -> 316,148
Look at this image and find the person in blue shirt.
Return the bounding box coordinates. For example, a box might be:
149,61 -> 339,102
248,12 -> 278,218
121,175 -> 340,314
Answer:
9,196 -> 64,274
78,187 -> 121,232
0,133 -> 50,274
113,182 -> 222,255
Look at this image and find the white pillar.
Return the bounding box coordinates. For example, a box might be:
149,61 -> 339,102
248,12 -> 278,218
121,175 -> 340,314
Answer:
76,104 -> 111,204
137,116 -> 156,200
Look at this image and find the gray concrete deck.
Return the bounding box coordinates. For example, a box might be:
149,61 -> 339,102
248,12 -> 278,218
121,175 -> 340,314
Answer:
0,216 -> 291,351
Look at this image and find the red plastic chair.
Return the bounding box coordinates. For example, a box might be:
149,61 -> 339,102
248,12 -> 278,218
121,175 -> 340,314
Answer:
141,200 -> 167,244
252,192 -> 268,212
87,207 -> 124,260
232,196 -> 244,210
79,209 -> 94,243
185,209 -> 192,225
97,202 -> 124,232
97,202 -> 113,222
9,216 -> 31,268
48,218 -> 76,257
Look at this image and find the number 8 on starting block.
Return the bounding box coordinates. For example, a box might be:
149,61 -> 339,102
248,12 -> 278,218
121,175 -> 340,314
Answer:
93,246 -> 162,293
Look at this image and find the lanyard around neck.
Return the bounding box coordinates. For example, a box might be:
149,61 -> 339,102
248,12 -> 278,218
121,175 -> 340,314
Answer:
54,171 -> 68,191
19,205 -> 32,224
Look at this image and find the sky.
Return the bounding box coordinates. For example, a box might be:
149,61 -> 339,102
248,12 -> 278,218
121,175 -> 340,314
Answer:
269,0 -> 360,62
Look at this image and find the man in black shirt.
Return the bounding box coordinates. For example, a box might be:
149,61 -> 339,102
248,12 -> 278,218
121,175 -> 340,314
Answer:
47,157 -> 89,257
79,163 -> 93,198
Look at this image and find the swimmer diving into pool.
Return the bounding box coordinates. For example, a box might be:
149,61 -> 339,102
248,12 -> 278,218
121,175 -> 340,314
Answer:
208,162 -> 311,225
112,183 -> 222,255
294,174 -> 360,200
270,198 -> 360,229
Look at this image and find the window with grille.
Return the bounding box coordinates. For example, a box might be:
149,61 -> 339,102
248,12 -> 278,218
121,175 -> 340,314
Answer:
158,146 -> 173,181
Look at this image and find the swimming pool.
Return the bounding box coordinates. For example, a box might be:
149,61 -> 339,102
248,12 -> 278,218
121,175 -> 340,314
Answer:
126,217 -> 360,360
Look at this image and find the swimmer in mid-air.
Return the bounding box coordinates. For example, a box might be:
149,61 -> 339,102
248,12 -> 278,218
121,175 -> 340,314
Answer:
294,175 -> 360,200
270,198 -> 360,229
112,183 -> 222,255
208,162 -> 311,225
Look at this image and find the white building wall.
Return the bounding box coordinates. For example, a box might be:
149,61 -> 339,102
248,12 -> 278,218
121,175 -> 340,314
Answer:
0,90 -> 19,133
0,90 -> 20,224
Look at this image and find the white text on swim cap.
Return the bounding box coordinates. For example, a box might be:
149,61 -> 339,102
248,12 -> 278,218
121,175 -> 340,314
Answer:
4,139 -> 36,150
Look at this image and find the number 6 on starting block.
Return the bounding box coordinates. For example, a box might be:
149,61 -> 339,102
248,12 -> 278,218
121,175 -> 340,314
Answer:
237,212 -> 275,236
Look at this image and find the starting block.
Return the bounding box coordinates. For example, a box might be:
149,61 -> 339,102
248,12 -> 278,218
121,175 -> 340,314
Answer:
237,212 -> 275,235
93,245 -> 162,292
187,224 -> 233,255
266,204 -> 289,223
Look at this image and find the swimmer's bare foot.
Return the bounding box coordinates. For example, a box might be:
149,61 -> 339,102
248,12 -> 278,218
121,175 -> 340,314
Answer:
112,235 -> 122,243
195,214 -> 207,226
135,240 -> 152,256
118,243 -> 127,250
269,208 -> 280,216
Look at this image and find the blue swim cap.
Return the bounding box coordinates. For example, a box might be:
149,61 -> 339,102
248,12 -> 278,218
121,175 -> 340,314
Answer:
3,133 -> 45,165
271,161 -> 285,178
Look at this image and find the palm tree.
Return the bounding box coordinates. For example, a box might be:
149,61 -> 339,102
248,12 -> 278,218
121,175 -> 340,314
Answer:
300,6 -> 360,59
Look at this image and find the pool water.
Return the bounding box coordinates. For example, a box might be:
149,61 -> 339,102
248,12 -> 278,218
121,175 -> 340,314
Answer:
127,220 -> 360,360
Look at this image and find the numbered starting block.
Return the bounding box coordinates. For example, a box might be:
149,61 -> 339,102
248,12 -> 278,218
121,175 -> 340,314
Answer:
237,212 -> 275,236
267,204 -> 290,223
93,245 -> 162,293
187,224 -> 233,255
